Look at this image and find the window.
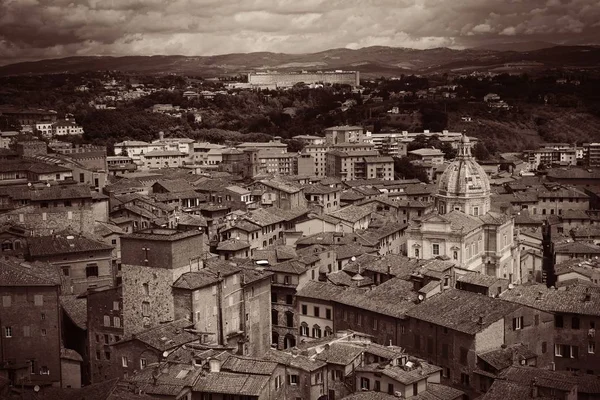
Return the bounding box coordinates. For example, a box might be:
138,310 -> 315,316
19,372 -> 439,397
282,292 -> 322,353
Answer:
113,317 -> 121,328
314,307 -> 320,318
34,295 -> 43,306
23,326 -> 30,337
459,347 -> 468,365
589,342 -> 595,354
373,318 -> 378,330
62,267 -> 70,277
542,342 -> 547,353
143,283 -> 149,296
289,374 -> 298,385
413,382 -> 418,395
300,324 -> 309,336
572,317 -> 580,330
414,248 -> 420,258
271,310 -> 279,325
461,373 -> 470,386
105,351 -> 111,360
86,264 -> 99,278
40,366 -> 49,375
513,316 -> 523,330
113,301 -> 119,311
555,315 -> 564,328
388,383 -> 394,395
375,380 -> 381,392
432,243 -> 439,256
326,309 -> 332,320
5,326 -> 12,338
271,293 -> 277,303
275,375 -> 282,389
140,359 -> 147,370
312,325 -> 322,338
301,305 -> 307,315
442,343 -> 449,358
41,329 -> 46,336
286,312 -> 294,328
142,301 -> 150,317
360,377 -> 370,390
41,313 -> 45,321
286,295 -> 293,305
284,276 -> 291,285
104,315 -> 111,326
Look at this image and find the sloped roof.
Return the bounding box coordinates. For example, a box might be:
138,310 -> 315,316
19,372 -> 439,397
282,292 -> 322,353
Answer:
124,319 -> 197,351
0,259 -> 60,287
221,355 -> 278,375
193,371 -> 270,396
478,344 -> 537,372
407,289 -> 520,334
61,295 -> 87,330
153,179 -> 197,193
28,234 -> 113,257
328,204 -> 372,223
500,283 -> 600,316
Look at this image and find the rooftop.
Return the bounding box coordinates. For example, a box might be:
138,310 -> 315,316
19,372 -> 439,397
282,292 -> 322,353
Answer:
500,283 -> 600,316
407,289 -> 520,334
28,234 -> 113,257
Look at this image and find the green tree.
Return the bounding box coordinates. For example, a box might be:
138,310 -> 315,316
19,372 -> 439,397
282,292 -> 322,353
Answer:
393,156 -> 429,183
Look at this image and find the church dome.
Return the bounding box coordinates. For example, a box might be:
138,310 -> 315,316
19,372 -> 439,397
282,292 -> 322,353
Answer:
436,135 -> 491,216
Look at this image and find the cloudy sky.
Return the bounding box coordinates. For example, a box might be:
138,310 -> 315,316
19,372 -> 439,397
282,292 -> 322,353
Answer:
1,0 -> 599,65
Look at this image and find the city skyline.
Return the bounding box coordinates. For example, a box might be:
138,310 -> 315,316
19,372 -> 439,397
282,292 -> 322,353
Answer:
1,0 -> 599,65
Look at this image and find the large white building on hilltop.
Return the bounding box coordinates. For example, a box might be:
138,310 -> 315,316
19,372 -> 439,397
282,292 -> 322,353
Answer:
407,135 -> 521,282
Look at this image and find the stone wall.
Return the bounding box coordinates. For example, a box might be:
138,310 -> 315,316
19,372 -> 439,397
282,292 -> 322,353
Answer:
0,205 -> 95,236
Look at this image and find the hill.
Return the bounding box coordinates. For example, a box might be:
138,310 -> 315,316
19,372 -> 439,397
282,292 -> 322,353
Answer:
1,45 -> 600,77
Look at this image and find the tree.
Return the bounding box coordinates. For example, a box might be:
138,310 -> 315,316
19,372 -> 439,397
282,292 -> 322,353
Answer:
472,142 -> 491,161
285,139 -> 305,153
393,156 -> 429,183
120,146 -> 129,157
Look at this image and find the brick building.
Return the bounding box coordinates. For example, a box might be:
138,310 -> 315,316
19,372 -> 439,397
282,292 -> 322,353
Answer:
172,258 -> 272,356
0,259 -> 62,388
501,283 -> 600,376
120,229 -> 205,336
404,289 -> 555,398
27,234 -> 114,295
87,286 -> 123,384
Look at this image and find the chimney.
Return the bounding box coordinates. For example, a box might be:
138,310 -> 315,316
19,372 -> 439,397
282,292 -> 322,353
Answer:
387,265 -> 392,275
478,315 -> 484,325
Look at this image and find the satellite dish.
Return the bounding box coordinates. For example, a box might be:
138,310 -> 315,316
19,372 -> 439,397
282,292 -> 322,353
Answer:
351,256 -> 356,262
27,182 -> 32,187
34,385 -> 40,393
418,294 -> 424,301
508,283 -> 515,290
46,182 -> 51,187
162,351 -> 169,358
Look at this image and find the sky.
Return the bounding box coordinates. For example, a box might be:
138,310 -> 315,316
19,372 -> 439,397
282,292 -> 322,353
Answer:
1,0 -> 599,65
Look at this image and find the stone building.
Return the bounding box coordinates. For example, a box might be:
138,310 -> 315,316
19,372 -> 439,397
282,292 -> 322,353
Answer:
27,234 -> 114,295
120,229 -> 205,336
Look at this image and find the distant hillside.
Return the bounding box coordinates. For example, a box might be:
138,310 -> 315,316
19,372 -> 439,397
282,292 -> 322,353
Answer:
1,45 -> 600,77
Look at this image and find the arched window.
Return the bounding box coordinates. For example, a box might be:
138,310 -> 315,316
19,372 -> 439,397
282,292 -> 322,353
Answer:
1,240 -> 13,251
13,240 -> 21,250
272,331 -> 279,347
271,309 -> 279,326
312,325 -> 322,338
284,334 -> 296,349
285,311 -> 294,328
300,323 -> 309,336
324,327 -> 333,337
414,248 -> 420,259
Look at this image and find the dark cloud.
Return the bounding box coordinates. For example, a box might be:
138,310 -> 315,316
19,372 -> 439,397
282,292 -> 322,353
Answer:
1,0 -> 599,64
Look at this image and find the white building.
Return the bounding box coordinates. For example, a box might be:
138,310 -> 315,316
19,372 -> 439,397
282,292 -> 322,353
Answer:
407,135 -> 521,282
51,120 -> 84,136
